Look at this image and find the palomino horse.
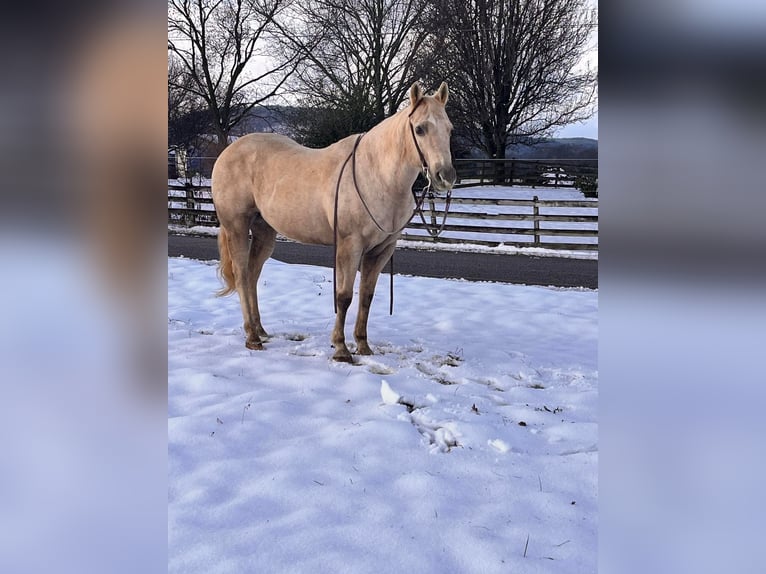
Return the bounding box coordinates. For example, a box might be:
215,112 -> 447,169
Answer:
212,82 -> 455,361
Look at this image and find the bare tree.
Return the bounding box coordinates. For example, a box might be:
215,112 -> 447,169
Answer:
168,53 -> 211,152
429,0 -> 597,159
168,0 -> 300,153
274,0 -> 437,143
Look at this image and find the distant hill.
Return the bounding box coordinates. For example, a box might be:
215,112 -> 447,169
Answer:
230,105 -> 290,136
231,106 -> 598,161
506,137 -> 598,161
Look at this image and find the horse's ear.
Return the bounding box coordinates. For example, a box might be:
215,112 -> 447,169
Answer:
409,82 -> 423,107
434,82 -> 449,105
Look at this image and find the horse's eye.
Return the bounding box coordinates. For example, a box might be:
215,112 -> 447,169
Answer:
415,125 -> 425,136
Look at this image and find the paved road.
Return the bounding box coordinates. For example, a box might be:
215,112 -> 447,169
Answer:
168,233 -> 598,289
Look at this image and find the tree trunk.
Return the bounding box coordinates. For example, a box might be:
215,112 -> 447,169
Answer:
214,127 -> 229,156
492,131 -> 508,184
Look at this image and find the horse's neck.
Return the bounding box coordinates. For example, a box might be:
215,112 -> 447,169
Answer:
362,111 -> 420,192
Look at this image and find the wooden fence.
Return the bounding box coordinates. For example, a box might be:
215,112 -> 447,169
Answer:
169,181 -> 598,252
452,158 -> 598,197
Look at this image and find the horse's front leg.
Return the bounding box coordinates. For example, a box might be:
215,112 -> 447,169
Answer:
331,242 -> 363,362
354,242 -> 397,356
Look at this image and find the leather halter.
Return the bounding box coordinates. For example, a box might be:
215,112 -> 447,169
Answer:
407,97 -> 453,237
407,98 -> 430,178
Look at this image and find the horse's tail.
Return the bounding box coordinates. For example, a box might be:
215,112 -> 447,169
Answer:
216,226 -> 237,297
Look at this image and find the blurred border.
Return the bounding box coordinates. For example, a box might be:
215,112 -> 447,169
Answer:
2,1 -> 765,572
0,3 -> 167,573
600,2 -> 766,573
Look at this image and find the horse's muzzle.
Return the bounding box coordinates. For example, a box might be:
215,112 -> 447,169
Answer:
434,165 -> 457,191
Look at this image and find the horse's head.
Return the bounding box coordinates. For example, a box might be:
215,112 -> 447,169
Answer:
407,82 -> 456,192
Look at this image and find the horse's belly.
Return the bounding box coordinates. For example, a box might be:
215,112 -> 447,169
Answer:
260,207 -> 333,246
253,167 -> 336,245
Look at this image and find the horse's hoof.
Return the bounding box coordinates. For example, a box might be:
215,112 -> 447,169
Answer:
356,346 -> 373,356
246,339 -> 264,350
332,351 -> 354,363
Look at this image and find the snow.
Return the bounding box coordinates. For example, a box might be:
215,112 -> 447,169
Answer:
168,254 -> 598,573
379,380 -> 401,405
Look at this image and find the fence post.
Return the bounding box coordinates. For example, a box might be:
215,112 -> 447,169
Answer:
184,182 -> 195,227
493,159 -> 505,185
533,195 -> 540,246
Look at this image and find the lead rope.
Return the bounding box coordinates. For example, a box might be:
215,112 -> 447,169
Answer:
417,184 -> 452,237
389,252 -> 394,315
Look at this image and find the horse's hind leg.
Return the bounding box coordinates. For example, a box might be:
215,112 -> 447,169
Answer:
354,242 -> 397,355
223,217 -> 264,350
246,216 -> 276,340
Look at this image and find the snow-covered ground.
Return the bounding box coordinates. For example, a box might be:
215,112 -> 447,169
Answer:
168,254 -> 598,573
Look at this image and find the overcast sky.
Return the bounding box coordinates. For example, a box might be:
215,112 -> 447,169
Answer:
561,2 -> 598,141
555,113 -> 598,140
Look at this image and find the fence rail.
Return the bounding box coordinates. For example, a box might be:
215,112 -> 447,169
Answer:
452,158 -> 597,197
169,181 -> 598,252
170,155 -> 598,196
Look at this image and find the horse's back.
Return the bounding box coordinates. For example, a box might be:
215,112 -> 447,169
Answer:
219,132 -> 303,161
213,133 -> 301,186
